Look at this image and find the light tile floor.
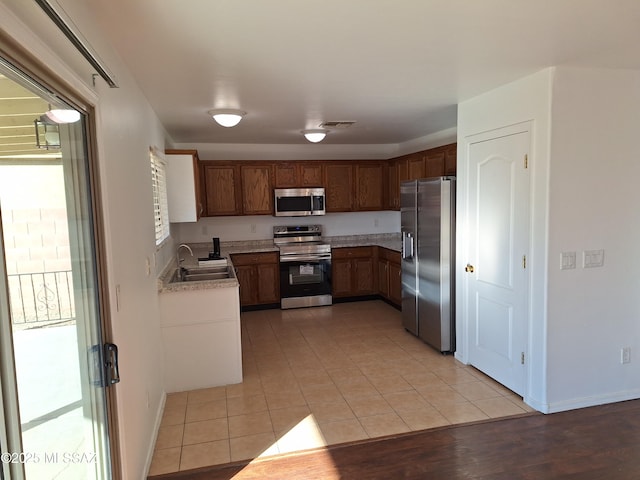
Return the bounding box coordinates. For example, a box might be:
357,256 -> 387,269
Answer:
149,300 -> 534,475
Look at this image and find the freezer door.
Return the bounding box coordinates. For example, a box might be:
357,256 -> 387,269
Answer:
400,180 -> 418,335
417,177 -> 455,352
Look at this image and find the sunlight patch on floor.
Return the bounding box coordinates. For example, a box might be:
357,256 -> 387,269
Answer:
237,414 -> 339,479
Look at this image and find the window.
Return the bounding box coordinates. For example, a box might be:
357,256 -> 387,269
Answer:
150,147 -> 170,245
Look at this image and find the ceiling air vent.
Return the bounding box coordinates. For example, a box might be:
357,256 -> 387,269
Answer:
320,121 -> 356,129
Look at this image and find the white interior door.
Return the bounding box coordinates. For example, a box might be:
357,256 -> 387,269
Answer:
465,126 -> 530,395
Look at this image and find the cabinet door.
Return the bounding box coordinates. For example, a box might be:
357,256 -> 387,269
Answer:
241,165 -> 273,215
332,258 -> 353,297
354,257 -> 375,295
388,161 -> 399,210
300,163 -> 323,186
165,150 -> 202,222
389,261 -> 402,306
235,265 -> 256,305
425,151 -> 445,178
274,163 -> 298,188
378,259 -> 389,298
407,153 -> 425,180
356,163 -> 384,211
324,164 -> 353,212
203,164 -> 241,216
257,263 -> 280,303
444,146 -> 457,175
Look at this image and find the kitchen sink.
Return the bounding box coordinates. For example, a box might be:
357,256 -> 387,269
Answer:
171,265 -> 233,283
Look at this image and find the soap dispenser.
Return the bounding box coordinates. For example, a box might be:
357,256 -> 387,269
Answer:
210,237 -> 221,259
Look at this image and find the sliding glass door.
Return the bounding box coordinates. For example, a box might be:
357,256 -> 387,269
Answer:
0,58 -> 113,479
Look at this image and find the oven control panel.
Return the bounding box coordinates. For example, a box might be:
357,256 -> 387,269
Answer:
273,225 -> 322,235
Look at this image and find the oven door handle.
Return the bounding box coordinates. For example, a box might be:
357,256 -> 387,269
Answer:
280,255 -> 332,263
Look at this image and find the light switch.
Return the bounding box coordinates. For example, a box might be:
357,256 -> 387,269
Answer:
560,252 -> 576,270
583,249 -> 604,268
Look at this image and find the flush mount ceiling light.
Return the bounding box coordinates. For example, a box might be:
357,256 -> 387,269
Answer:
303,129 -> 328,143
44,108 -> 81,124
208,109 -> 246,127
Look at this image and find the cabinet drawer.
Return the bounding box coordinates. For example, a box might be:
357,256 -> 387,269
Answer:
331,246 -> 374,259
379,247 -> 401,264
231,251 -> 278,265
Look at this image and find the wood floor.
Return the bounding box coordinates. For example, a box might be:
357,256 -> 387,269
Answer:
148,398 -> 640,479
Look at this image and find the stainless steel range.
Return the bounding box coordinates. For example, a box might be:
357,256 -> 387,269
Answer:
274,225 -> 332,309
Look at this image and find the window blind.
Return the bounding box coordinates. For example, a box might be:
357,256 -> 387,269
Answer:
150,148 -> 170,245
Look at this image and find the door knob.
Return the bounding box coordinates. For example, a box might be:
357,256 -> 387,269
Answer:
465,264 -> 475,273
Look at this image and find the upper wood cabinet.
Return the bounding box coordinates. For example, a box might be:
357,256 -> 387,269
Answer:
202,163 -> 241,216
198,144 -> 455,216
387,160 -> 400,210
300,163 -> 323,186
324,163 -> 353,212
241,165 -> 273,215
355,162 -> 384,211
165,149 -> 203,222
425,151 -> 445,177
407,152 -> 425,180
386,143 -> 457,210
444,145 -> 457,175
274,163 -> 298,188
274,162 -> 323,188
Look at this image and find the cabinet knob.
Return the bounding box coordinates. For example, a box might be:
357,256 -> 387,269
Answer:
465,264 -> 475,273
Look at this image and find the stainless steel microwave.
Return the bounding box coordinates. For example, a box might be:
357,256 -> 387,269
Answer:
274,188 -> 326,216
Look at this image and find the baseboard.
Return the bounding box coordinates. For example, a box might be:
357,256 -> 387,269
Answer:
545,389 -> 640,414
239,297 -> 401,312
239,303 -> 280,312
333,294 -> 400,309
144,391 -> 167,478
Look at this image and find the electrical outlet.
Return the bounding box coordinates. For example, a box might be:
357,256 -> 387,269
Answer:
374,218 -> 379,228
250,224 -> 256,233
621,347 -> 631,364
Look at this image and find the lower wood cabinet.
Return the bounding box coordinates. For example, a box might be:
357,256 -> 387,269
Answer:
231,252 -> 279,307
331,247 -> 376,298
230,246 -> 400,309
388,261 -> 401,305
378,248 -> 401,306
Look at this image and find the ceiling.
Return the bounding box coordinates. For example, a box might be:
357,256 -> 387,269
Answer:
35,1 -> 640,146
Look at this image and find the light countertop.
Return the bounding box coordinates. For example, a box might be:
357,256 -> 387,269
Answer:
158,233 -> 400,293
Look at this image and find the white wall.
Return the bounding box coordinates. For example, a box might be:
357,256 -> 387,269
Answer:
456,68 -> 553,411
175,210 -> 400,243
546,67 -> 640,411
458,65 -> 640,414
0,1 -> 173,478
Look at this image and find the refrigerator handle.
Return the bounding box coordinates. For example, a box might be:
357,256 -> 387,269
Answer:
402,232 -> 414,260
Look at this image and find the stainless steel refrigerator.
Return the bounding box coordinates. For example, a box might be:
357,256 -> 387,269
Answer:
401,177 -> 455,353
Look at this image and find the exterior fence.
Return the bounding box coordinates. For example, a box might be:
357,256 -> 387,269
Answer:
7,271 -> 75,326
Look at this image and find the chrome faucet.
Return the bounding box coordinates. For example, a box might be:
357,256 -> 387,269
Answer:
176,243 -> 194,269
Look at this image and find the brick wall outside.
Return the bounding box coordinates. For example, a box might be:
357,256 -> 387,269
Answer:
0,165 -> 71,275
